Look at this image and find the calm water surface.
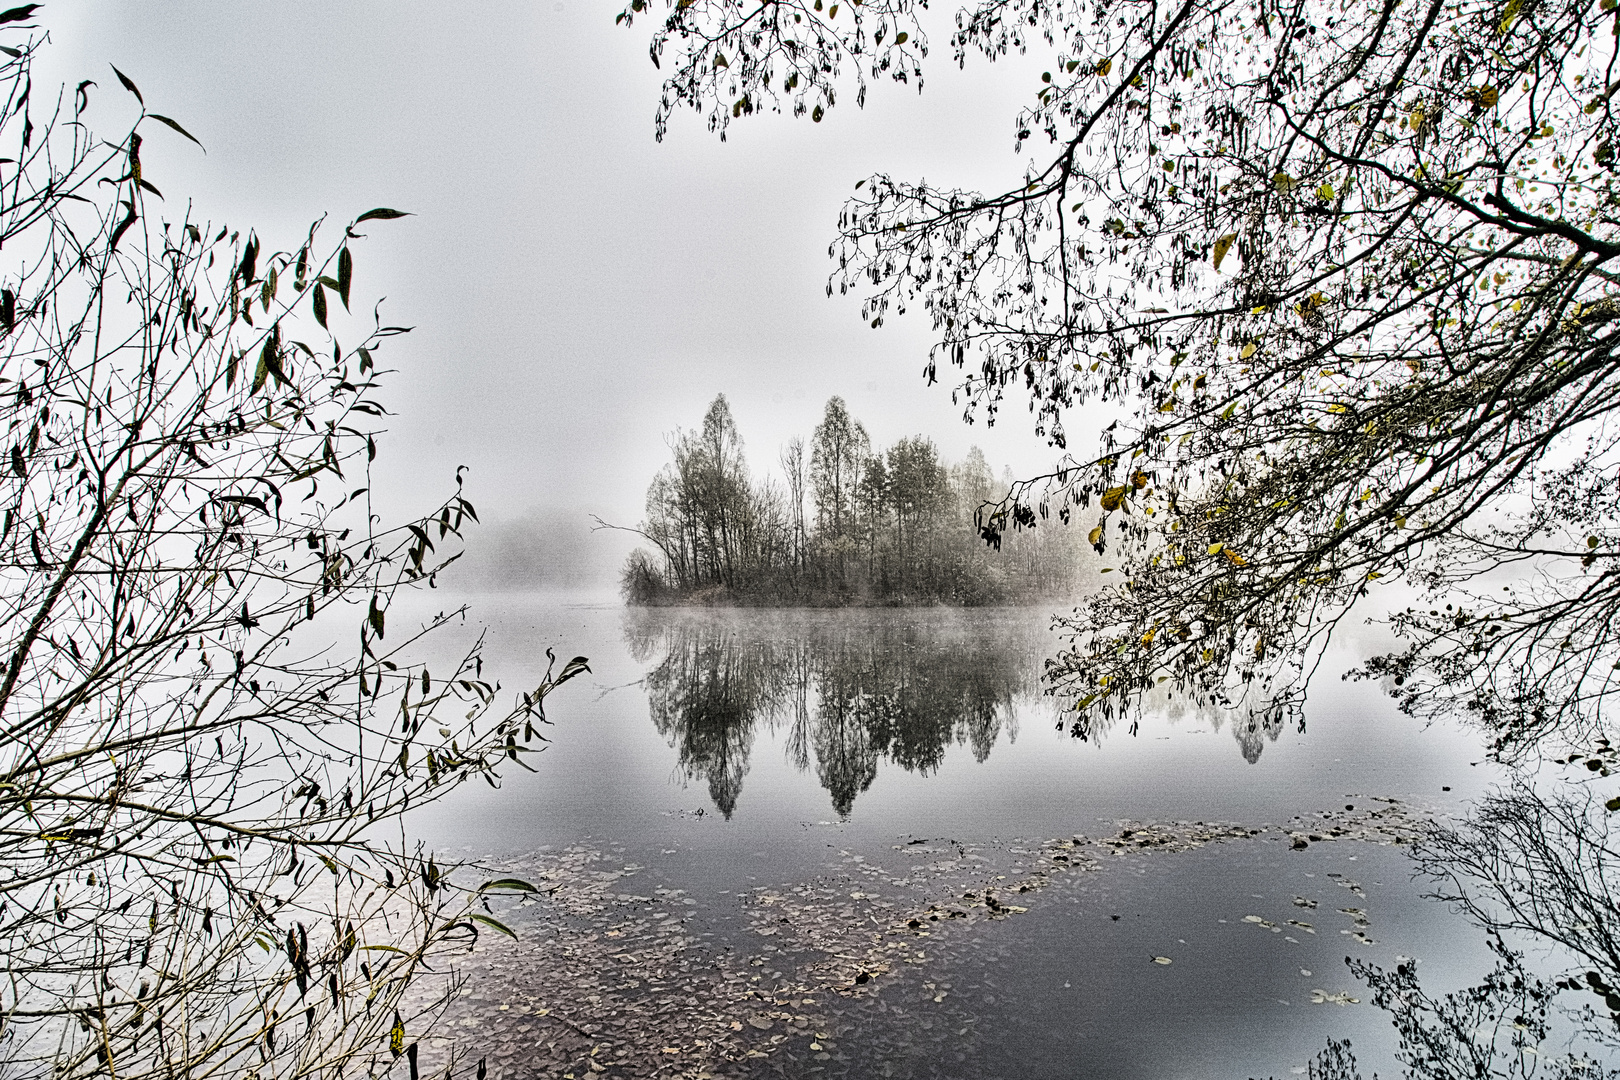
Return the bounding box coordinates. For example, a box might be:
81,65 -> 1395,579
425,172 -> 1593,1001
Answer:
412,594 -> 1507,1079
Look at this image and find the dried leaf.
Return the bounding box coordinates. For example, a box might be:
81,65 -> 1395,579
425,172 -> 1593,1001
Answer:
355,207 -> 413,224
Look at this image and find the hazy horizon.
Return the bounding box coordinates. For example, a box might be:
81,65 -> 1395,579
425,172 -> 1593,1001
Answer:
443,423 -> 1045,598
36,2 -> 1093,565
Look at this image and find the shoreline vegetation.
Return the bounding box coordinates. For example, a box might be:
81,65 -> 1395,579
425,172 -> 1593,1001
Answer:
612,395 -> 1093,607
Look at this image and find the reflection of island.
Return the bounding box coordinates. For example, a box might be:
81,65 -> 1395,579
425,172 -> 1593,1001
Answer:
624,610 -> 1052,817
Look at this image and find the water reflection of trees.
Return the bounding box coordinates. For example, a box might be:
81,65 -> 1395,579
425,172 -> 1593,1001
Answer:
1290,783 -> 1620,1079
624,611 -> 1048,817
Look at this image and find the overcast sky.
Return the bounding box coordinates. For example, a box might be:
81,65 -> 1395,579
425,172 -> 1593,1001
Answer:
38,2 -> 1071,563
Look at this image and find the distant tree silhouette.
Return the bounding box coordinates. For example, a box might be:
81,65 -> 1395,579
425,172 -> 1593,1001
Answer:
616,397 -> 1091,604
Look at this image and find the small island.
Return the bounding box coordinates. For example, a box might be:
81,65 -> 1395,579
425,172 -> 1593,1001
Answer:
615,395 -> 1091,605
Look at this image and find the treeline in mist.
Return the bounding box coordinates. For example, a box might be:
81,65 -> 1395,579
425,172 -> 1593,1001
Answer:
621,395 -> 1088,605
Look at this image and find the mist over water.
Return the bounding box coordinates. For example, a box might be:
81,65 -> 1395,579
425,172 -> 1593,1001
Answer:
440,509 -> 635,596
409,594 -> 1491,843
401,594 -> 1501,1079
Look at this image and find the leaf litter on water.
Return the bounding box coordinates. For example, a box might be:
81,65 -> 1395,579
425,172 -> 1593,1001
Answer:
403,798 -> 1431,1077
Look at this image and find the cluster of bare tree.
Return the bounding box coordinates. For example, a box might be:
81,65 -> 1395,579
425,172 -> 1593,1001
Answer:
618,395 -> 1088,604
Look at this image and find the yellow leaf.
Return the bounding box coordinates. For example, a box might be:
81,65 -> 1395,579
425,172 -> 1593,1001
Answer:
1212,232 -> 1238,271
1273,172 -> 1295,192
1498,0 -> 1522,32
1223,548 -> 1247,566
389,1013 -> 405,1057
1240,342 -> 1257,359
1327,403 -> 1348,413
1142,628 -> 1156,645
1100,486 -> 1127,511
1096,57 -> 1113,77
1478,85 -> 1499,107
1158,400 -> 1176,412
1207,543 -> 1224,555
1088,525 -> 1103,545
1317,182 -> 1335,201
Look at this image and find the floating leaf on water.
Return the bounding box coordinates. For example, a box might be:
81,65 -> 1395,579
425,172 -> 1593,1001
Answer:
401,803 -> 1430,1076
1152,955 -> 1172,965
1310,989 -> 1361,1005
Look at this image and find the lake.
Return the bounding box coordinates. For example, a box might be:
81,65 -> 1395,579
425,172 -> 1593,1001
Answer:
409,595 -> 1507,1079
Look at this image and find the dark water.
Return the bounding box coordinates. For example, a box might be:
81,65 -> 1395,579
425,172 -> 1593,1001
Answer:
411,595 -> 1506,1079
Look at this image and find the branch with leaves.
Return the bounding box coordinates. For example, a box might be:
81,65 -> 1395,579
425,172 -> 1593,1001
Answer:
0,21 -> 587,1080
629,0 -> 1620,756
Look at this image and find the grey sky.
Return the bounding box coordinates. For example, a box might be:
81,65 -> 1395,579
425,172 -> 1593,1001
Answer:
40,2 -> 1068,557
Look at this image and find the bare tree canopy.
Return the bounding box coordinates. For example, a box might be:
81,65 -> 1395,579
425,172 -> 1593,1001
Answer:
621,0 -> 1620,759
